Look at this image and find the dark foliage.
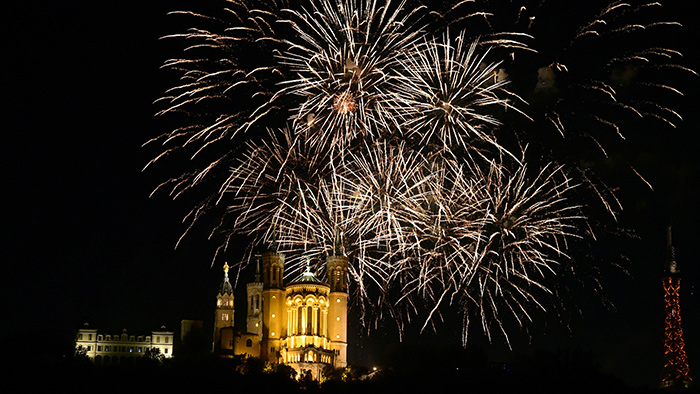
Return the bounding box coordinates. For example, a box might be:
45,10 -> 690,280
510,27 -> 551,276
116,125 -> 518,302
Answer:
7,341 -> 695,394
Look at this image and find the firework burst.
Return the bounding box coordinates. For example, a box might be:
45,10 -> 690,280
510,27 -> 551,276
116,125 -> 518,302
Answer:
277,0 -> 426,150
389,31 -> 524,156
150,0 -> 692,345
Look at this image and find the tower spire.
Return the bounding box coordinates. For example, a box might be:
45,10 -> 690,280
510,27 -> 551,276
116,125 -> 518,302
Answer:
334,227 -> 345,257
254,253 -> 261,283
660,226 -> 693,389
213,262 -> 234,353
219,262 -> 233,295
666,225 -> 678,274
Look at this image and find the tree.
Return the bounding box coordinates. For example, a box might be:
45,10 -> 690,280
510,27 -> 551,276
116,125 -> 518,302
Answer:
144,347 -> 164,365
74,345 -> 89,360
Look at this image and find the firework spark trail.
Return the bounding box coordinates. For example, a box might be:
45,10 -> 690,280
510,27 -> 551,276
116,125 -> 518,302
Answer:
151,0 -> 692,344
389,32 -> 512,154
391,156 -> 584,344
273,140 -> 436,297
276,0 -> 426,151
444,0 -> 693,215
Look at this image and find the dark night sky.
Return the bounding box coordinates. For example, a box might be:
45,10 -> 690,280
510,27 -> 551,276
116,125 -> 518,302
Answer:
3,0 -> 699,389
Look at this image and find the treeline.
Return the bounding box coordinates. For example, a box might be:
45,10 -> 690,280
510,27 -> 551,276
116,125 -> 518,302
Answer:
8,341 -> 689,394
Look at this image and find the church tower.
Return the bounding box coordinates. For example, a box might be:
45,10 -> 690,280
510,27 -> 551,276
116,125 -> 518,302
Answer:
247,255 -> 264,341
326,231 -> 349,368
261,247 -> 286,363
660,226 -> 693,389
213,262 -> 235,352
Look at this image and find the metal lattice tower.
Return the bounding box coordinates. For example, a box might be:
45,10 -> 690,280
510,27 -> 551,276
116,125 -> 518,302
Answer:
660,226 -> 693,389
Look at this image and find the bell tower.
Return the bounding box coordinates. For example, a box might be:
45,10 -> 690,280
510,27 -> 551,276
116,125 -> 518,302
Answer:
247,255 -> 264,341
326,230 -> 349,368
261,246 -> 286,363
213,262 -> 235,352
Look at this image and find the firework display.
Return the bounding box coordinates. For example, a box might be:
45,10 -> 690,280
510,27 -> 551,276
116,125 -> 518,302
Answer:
148,0 -> 692,344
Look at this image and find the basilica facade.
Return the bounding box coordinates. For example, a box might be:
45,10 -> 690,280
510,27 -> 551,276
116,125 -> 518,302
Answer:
214,247 -> 349,378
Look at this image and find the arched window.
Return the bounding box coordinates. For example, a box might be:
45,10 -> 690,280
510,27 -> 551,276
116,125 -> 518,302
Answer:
246,338 -> 253,347
297,306 -> 303,334
307,307 -> 312,334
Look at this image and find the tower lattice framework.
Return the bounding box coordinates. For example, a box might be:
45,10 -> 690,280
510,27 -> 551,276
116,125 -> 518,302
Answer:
660,226 -> 693,389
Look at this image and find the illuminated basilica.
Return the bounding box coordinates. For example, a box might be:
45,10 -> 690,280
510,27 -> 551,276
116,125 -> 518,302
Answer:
213,245 -> 349,378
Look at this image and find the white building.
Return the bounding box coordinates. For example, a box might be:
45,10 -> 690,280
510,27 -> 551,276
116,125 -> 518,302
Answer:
75,324 -> 174,364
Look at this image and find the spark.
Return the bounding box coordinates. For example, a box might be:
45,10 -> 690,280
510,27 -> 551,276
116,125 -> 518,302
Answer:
150,0 -> 693,344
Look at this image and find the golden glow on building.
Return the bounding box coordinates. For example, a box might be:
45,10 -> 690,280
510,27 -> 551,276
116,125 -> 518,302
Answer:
214,247 -> 349,378
75,326 -> 174,364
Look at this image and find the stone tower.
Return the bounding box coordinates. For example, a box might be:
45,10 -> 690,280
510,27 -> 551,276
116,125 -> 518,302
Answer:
213,262 -> 235,352
326,231 -> 349,368
247,255 -> 264,341
261,247 -> 286,363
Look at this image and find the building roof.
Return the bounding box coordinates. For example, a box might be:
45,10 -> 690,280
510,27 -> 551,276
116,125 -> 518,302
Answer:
219,263 -> 234,295
288,258 -> 326,285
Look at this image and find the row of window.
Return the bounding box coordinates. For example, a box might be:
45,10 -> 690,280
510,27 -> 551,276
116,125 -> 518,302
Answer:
83,345 -> 170,354
77,333 -> 170,344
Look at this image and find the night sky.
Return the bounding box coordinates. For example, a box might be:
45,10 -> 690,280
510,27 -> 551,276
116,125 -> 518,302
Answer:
4,0 -> 699,389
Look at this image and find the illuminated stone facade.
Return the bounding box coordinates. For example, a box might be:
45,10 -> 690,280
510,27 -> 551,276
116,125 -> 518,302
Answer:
213,263 -> 235,351
215,247 -> 349,378
75,325 -> 174,364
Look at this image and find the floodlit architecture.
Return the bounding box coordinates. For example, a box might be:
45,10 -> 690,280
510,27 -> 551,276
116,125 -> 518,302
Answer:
213,262 -> 235,351
214,242 -> 349,378
75,324 -> 174,364
660,226 -> 693,390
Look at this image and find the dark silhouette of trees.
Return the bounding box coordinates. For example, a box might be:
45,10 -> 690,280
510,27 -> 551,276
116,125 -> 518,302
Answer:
10,331 -> 666,394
